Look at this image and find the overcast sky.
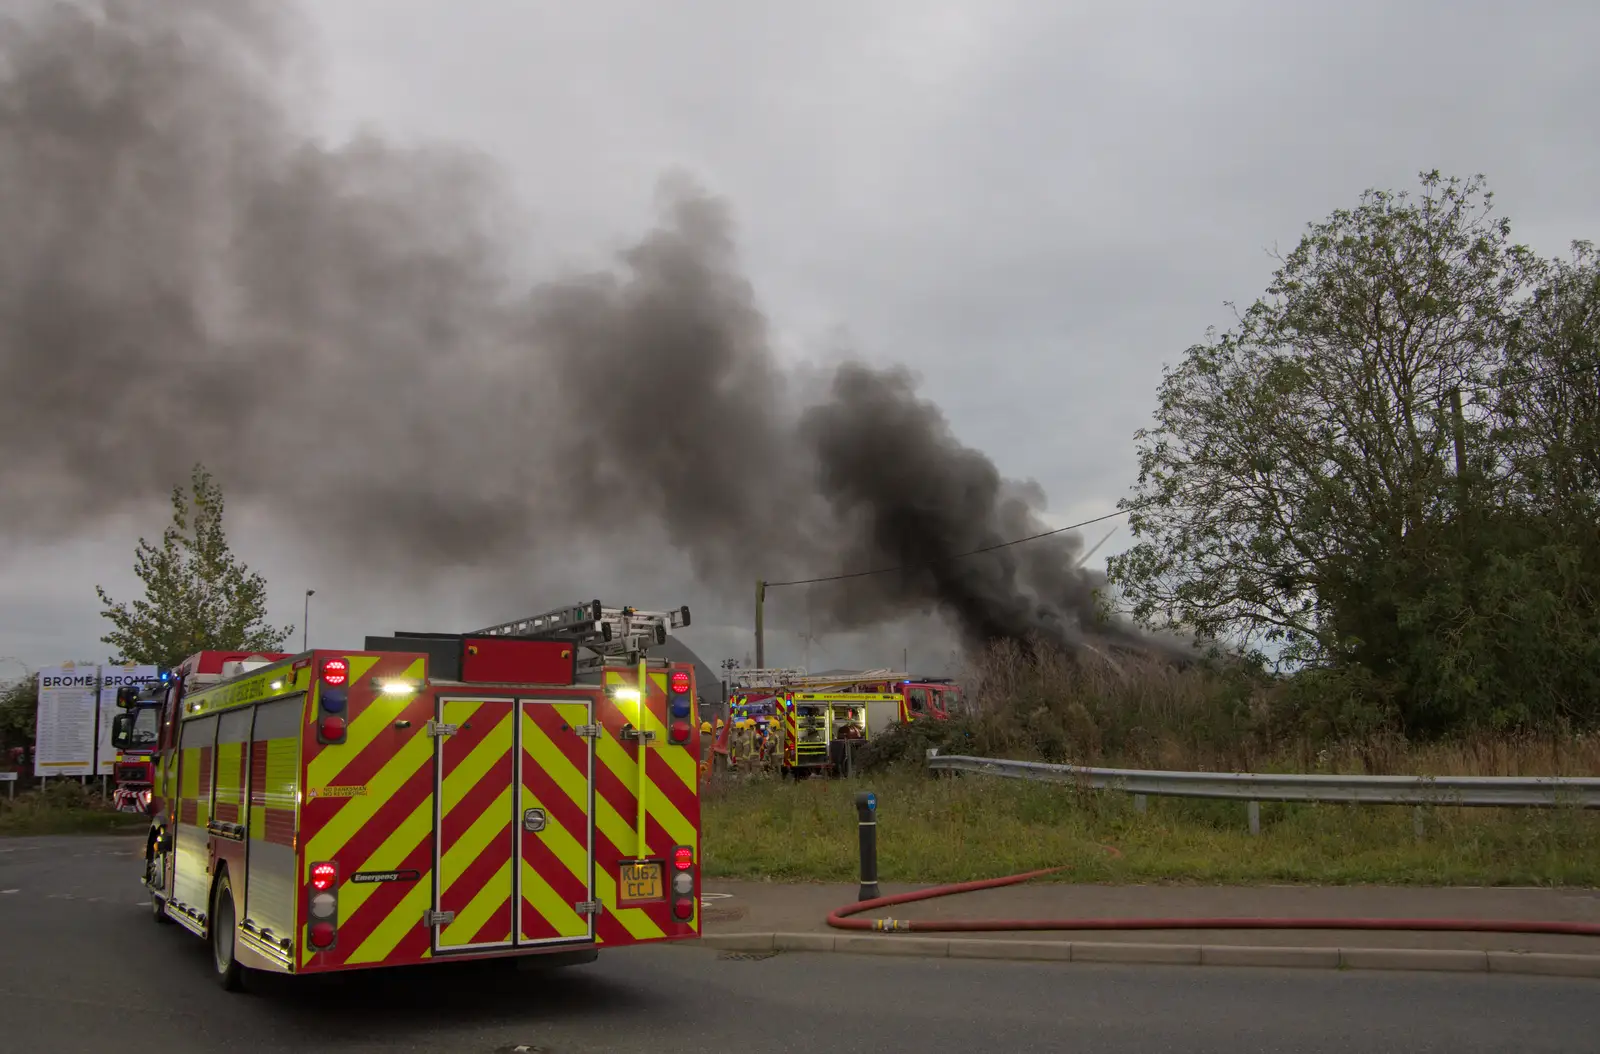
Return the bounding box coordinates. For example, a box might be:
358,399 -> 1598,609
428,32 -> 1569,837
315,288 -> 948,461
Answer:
3,0 -> 1598,679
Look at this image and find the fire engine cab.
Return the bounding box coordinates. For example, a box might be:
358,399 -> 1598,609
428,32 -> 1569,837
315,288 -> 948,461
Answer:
111,600 -> 703,990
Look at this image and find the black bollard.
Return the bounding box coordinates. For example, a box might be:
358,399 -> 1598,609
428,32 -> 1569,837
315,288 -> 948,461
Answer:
854,790 -> 879,901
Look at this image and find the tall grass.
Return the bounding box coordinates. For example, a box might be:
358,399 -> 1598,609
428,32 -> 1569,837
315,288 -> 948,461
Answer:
858,638 -> 1600,777
701,769 -> 1600,886
0,780 -> 147,836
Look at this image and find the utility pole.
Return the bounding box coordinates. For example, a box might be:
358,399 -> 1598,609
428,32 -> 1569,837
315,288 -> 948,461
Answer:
754,579 -> 766,669
303,589 -> 316,652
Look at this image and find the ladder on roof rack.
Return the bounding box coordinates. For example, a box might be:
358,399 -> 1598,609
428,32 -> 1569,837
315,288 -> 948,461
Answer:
470,601 -> 692,671
728,667 -> 908,690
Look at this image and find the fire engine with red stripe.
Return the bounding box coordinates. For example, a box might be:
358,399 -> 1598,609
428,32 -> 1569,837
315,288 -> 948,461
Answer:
111,601 -> 704,990
716,667 -> 962,774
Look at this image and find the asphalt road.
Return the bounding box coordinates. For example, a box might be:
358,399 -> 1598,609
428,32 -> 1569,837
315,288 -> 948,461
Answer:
3,834 -> 1597,1053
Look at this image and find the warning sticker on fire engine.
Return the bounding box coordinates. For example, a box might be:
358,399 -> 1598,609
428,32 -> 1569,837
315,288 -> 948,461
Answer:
308,785 -> 368,799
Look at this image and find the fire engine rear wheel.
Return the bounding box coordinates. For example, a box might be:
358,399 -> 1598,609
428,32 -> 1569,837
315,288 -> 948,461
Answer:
210,872 -> 245,992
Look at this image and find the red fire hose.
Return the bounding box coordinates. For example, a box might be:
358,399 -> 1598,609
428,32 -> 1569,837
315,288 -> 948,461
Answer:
826,862 -> 1600,938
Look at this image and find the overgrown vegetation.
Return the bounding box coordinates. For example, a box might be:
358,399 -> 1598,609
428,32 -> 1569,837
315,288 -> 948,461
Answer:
857,638 -> 1600,775
1106,171 -> 1600,741
0,676 -> 35,758
0,780 -> 146,837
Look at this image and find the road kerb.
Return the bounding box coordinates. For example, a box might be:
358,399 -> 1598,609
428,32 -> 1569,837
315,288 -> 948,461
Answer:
703,933 -> 1600,977
1071,941 -> 1201,965
833,934 -> 951,957
773,933 -> 837,953
1201,945 -> 1341,969
1487,951 -> 1600,978
1339,948 -> 1488,972
948,938 -> 1074,962
703,932 -> 775,953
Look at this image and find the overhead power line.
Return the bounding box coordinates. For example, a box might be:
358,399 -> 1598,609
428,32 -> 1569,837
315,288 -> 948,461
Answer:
763,508 -> 1132,588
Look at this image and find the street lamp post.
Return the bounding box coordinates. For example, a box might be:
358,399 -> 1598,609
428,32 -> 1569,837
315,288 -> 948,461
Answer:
303,590 -> 315,652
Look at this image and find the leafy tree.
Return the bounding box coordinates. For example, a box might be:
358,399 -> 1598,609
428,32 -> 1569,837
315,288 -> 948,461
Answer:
96,464 -> 292,669
1106,171 -> 1600,735
0,676 -> 36,754
1110,173 -> 1523,658
1495,242 -> 1600,525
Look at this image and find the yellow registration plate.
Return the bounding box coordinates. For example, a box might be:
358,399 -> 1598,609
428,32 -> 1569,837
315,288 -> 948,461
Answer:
618,861 -> 664,905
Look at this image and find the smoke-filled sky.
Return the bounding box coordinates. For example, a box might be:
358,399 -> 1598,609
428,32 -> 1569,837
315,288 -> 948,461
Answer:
3,0 -> 1598,676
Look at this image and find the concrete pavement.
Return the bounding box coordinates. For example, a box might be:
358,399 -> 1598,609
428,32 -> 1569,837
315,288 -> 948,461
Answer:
700,878 -> 1600,950
699,877 -> 1600,973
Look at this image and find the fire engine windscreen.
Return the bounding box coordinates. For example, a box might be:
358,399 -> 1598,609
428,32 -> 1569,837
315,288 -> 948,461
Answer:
0,0 -> 1181,661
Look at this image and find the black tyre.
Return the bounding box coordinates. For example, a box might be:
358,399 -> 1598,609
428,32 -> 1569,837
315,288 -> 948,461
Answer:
147,844 -> 173,924
210,871 -> 245,992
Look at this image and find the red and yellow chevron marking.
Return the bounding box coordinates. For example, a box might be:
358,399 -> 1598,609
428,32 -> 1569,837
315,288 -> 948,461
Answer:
519,701 -> 596,943
597,666 -> 701,940
298,652 -> 434,968
784,704 -> 799,767
436,698 -> 516,949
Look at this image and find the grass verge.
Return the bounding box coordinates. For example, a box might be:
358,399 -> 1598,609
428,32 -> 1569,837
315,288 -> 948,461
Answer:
702,768 -> 1600,886
0,785 -> 149,837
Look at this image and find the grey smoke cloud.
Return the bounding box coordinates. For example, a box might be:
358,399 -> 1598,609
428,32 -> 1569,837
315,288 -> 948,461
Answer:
0,0 -> 1175,660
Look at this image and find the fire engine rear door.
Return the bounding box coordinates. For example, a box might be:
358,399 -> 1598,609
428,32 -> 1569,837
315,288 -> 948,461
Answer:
515,699 -> 596,944
432,697 -> 516,953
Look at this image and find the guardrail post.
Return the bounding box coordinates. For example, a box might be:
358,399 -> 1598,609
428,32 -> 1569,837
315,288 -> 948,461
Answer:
1133,794 -> 1148,814
1247,800 -> 1261,836
854,790 -> 879,901
1413,806 -> 1426,840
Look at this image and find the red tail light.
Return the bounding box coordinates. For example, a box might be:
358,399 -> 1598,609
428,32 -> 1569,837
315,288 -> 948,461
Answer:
309,921 -> 336,949
308,861 -> 340,952
670,670 -> 691,694
319,715 -> 346,742
320,658 -> 349,686
668,719 -> 691,744
669,844 -> 696,926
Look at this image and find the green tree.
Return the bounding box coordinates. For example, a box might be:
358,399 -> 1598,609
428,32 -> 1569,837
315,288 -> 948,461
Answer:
1496,241 -> 1600,525
0,676 -> 36,754
96,464 -> 293,668
1105,171 -> 1600,735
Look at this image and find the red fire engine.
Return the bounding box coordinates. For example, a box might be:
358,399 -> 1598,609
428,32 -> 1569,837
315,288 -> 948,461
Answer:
111,600 -> 703,990
714,668 -> 962,774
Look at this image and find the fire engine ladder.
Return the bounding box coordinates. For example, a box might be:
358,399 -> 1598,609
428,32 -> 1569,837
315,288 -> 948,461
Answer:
470,600 -> 692,673
469,600 -> 692,859
729,667 -> 908,691
727,667 -> 807,690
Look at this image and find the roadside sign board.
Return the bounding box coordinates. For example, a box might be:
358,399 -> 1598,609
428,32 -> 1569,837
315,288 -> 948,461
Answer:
34,664 -> 100,777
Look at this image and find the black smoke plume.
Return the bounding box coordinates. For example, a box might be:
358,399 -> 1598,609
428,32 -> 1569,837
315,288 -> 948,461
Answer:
0,0 -> 1183,662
